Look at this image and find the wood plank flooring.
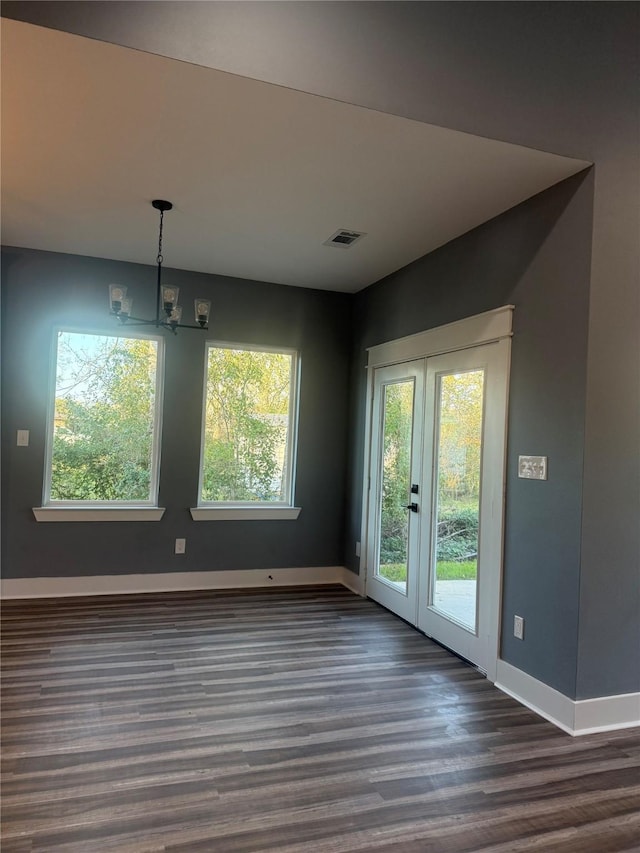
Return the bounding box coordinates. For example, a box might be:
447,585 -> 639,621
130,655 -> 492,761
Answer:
1,585 -> 639,852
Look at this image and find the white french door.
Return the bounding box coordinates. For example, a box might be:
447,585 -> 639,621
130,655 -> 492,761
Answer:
416,344 -> 507,673
364,325 -> 510,679
365,361 -> 425,623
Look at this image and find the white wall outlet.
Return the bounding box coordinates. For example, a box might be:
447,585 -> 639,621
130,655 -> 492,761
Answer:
17,430 -> 29,447
514,615 -> 524,640
518,455 -> 547,480
355,541 -> 361,557
175,538 -> 186,554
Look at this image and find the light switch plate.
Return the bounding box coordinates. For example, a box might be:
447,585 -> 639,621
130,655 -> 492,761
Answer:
518,455 -> 547,480
17,430 -> 29,447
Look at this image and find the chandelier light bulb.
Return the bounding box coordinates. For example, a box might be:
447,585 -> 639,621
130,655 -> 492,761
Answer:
162,285 -> 179,316
195,299 -> 211,327
109,284 -> 127,314
118,297 -> 133,322
168,304 -> 182,328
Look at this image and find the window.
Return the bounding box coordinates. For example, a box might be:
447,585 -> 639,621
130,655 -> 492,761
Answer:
44,330 -> 163,507
199,343 -> 299,508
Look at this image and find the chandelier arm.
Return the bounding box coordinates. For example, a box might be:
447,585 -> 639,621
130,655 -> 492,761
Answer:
175,323 -> 210,330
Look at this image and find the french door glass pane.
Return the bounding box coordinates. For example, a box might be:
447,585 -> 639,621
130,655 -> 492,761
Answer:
432,370 -> 484,631
377,380 -> 414,592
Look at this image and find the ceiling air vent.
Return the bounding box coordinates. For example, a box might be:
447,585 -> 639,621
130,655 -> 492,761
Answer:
324,229 -> 366,248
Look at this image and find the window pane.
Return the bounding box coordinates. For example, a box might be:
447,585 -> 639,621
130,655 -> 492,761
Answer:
50,332 -> 159,502
432,369 -> 484,631
201,347 -> 295,503
377,380 -> 414,591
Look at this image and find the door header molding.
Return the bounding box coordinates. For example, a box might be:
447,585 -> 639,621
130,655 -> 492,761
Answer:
367,305 -> 514,369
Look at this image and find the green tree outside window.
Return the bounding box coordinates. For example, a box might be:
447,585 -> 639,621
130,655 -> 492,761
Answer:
201,346 -> 297,503
49,331 -> 160,503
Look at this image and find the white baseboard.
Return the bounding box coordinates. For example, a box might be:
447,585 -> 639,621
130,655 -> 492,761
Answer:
1,566 -> 356,599
496,659 -> 640,736
573,691 -> 640,735
341,567 -> 365,596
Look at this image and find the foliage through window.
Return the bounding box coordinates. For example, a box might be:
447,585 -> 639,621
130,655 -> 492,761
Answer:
379,370 -> 484,577
47,331 -> 162,504
200,344 -> 298,504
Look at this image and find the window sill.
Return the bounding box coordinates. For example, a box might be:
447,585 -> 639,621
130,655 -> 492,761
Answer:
33,507 -> 166,522
190,506 -> 302,521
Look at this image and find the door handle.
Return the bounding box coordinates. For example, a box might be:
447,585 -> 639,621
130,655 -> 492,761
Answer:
406,502 -> 419,513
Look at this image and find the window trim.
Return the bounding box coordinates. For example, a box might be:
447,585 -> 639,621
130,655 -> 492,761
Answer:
41,326 -> 165,510
197,340 -> 300,511
190,506 -> 301,521
33,507 -> 166,522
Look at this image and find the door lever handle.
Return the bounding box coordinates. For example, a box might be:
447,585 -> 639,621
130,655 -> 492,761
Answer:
406,502 -> 419,513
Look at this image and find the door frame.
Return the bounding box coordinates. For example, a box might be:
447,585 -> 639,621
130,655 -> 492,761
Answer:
359,306 -> 513,683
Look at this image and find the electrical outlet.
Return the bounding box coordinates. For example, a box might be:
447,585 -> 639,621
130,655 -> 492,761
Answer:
355,541 -> 361,557
175,538 -> 186,554
513,615 -> 524,640
17,430 -> 29,447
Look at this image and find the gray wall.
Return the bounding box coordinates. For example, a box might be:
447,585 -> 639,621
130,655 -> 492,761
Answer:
1,247 -> 351,577
347,173 -> 593,699
2,2 -> 638,699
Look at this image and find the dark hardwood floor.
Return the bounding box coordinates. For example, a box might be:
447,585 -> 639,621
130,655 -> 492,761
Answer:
1,585 -> 639,852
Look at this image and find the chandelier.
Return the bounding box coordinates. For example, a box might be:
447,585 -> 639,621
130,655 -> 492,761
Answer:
109,200 -> 210,333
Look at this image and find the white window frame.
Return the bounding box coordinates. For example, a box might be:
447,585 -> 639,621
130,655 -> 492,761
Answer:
33,327 -> 165,522
192,340 -> 301,521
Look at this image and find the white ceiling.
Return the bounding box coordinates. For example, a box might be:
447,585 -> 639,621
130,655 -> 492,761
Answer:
1,19 -> 590,293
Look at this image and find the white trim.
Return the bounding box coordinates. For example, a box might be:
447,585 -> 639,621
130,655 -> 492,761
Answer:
495,659 -> 575,733
33,507 -> 165,522
203,340 -> 300,357
197,341 -> 300,509
0,566 -> 347,598
415,340 -> 510,682
190,506 -> 301,521
367,305 -> 513,368
358,356 -> 375,597
341,567 -> 365,596
574,693 -> 640,735
365,361 -> 425,624
361,308 -> 513,683
495,659 -> 640,736
43,327 -> 165,508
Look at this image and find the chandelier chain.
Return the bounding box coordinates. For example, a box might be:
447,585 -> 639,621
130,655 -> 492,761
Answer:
157,209 -> 164,266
